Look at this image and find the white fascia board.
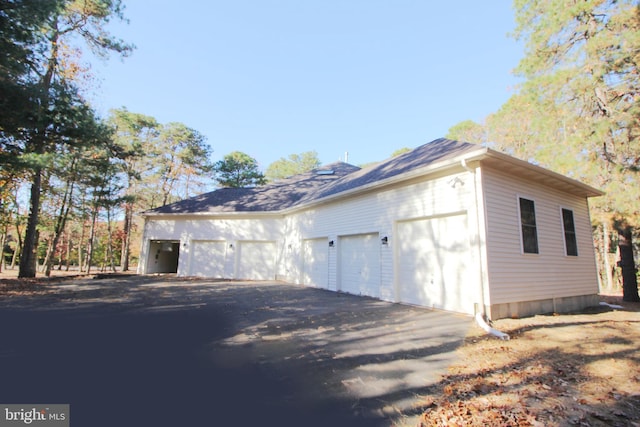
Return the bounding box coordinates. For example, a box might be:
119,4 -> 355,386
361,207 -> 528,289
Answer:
137,211 -> 285,220
477,149 -> 604,198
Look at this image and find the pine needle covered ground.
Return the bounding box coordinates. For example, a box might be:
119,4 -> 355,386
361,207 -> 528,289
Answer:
415,296 -> 640,427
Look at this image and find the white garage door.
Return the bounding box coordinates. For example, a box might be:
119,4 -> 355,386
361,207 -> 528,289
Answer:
189,240 -> 226,277
237,241 -> 276,280
302,238 -> 329,288
397,213 -> 472,314
339,233 -> 380,297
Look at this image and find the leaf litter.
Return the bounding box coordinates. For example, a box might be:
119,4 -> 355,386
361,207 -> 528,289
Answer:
415,296 -> 640,427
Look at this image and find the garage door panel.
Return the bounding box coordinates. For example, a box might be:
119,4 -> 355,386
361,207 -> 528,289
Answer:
397,214 -> 471,313
237,241 -> 276,280
339,233 -> 380,297
302,238 -> 328,288
190,240 -> 226,277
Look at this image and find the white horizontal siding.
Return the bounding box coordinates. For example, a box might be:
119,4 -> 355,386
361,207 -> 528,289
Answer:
141,217 -> 283,277
301,238 -> 329,288
286,171 -> 478,303
144,217 -> 283,241
292,173 -> 472,237
481,167 -> 599,305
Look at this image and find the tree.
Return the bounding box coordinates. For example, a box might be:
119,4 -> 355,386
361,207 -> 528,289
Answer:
108,110 -> 214,270
155,122 -> 213,206
40,119 -> 117,276
108,108 -> 158,271
446,1 -> 640,297
509,0 -> 640,300
265,151 -> 321,181
390,147 -> 412,157
614,218 -> 640,301
445,120 -> 487,145
0,0 -> 58,131
213,151 -> 266,188
0,0 -> 133,277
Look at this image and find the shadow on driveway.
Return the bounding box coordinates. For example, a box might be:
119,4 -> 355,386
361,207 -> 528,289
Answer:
0,275 -> 471,426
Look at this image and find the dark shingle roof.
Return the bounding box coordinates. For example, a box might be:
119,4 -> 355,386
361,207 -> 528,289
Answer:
298,138 -> 480,203
146,161 -> 361,214
145,138 -> 481,215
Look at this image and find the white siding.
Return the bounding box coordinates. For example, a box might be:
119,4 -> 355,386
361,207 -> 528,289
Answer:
286,171 -> 479,304
139,160 -> 600,318
481,167 -> 599,305
140,216 -> 283,277
302,238 -> 329,288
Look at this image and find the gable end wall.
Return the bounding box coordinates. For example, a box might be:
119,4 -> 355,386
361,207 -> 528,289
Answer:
481,166 -> 599,317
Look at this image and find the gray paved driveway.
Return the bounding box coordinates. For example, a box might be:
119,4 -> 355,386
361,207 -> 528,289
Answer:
0,275 -> 471,426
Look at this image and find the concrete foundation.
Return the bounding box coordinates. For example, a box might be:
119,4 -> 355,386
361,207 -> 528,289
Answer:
486,294 -> 601,320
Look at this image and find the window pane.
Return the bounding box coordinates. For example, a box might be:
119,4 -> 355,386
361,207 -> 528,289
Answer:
562,208 -> 578,256
520,198 -> 537,226
522,225 -> 539,253
519,198 -> 539,254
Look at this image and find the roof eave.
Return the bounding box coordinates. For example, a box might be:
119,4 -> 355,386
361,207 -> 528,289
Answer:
475,149 -> 604,198
138,211 -> 285,219
141,146 -> 603,219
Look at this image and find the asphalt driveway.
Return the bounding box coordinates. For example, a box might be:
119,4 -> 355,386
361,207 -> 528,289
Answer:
0,275 -> 471,427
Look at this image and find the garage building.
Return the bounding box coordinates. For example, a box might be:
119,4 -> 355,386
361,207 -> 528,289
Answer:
138,138 -> 602,320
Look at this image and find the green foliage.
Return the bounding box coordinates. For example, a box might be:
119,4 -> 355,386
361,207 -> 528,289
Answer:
213,151 -> 266,188
509,0 -> 640,222
445,121 -> 486,145
448,1 -> 640,226
155,122 -> 213,205
1,2 -> 214,275
445,0 -> 640,293
265,151 -> 321,181
391,147 -> 412,157
107,109 -> 214,208
0,0 -> 133,277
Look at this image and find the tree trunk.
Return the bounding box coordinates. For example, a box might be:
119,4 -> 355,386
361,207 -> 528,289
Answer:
18,21 -> 59,278
603,221 -> 614,291
11,222 -> 22,270
106,205 -> 116,272
44,177 -> 74,277
120,203 -> 132,271
85,202 -> 98,274
18,168 -> 42,278
0,229 -> 6,273
64,235 -> 71,271
78,222 -> 85,271
41,236 -> 54,273
615,222 -> 640,302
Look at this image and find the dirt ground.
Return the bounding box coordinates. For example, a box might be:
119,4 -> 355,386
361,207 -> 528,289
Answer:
416,295 -> 640,427
1,268 -> 639,426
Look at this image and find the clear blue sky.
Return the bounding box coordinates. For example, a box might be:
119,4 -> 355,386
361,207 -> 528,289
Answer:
90,1 -> 523,170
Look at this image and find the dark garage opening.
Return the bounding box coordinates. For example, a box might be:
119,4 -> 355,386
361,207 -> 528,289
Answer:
146,240 -> 180,274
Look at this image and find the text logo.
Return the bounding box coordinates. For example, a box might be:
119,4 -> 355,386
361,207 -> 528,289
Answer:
0,405 -> 69,427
